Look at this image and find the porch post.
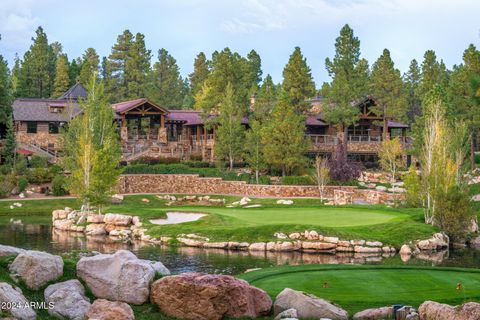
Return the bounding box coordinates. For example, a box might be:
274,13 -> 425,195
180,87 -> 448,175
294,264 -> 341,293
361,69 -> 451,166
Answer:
120,114 -> 128,141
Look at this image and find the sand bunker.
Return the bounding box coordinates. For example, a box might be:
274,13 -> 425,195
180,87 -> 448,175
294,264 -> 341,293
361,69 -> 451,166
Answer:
150,212 -> 206,225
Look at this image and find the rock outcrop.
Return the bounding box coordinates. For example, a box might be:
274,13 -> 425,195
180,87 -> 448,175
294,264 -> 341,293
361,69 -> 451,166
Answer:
274,288 -> 348,320
0,282 -> 36,320
353,306 -> 393,320
9,250 -> 63,290
44,280 -> 91,320
418,301 -> 480,320
77,250 -> 169,304
86,299 -> 135,320
150,272 -> 272,320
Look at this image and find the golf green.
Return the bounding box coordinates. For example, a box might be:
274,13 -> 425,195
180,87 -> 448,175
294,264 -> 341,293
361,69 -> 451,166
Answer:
239,265 -> 480,314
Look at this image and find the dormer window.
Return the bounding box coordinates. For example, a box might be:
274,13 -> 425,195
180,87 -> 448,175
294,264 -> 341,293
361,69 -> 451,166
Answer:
48,104 -> 65,113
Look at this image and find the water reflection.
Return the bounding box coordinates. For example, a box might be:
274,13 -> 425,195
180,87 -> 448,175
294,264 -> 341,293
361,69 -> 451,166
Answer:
1,217 -> 479,275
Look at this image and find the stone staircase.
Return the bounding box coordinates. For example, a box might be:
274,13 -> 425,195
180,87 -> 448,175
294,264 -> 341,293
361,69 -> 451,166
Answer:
18,142 -> 57,162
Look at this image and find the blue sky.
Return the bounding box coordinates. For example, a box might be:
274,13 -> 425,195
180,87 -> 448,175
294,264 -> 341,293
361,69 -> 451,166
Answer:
0,0 -> 479,85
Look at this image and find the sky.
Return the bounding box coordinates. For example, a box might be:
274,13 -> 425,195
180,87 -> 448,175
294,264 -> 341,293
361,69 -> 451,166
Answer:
0,0 -> 479,85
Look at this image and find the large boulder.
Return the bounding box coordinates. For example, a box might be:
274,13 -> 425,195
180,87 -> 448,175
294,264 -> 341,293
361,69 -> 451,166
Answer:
103,213 -> 132,226
44,279 -> 91,320
0,245 -> 25,257
419,301 -> 480,320
85,299 -> 134,320
0,282 -> 36,320
150,272 -> 272,320
416,233 -> 449,251
76,250 -> 168,304
9,251 -> 63,290
353,306 -> 393,320
274,288 -> 348,320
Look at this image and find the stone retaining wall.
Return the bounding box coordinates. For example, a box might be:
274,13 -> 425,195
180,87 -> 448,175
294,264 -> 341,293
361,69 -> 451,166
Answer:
117,174 -> 399,204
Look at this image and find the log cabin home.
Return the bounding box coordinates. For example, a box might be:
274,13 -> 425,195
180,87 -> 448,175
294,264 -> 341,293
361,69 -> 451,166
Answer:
12,83 -> 411,166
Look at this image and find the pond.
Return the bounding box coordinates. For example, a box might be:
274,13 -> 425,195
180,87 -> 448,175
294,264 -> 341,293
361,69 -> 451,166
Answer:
1,216 -> 479,275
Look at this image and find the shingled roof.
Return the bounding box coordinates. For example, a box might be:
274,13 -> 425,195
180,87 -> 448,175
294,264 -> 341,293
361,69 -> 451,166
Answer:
60,82 -> 87,100
13,99 -> 82,122
167,110 -> 203,125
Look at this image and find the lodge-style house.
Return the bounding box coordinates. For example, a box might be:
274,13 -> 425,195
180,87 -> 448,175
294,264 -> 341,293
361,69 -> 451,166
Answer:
11,83 -> 411,166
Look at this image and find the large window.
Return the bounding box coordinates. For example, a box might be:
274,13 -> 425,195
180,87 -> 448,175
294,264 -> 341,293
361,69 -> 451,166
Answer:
26,122 -> 37,134
49,122 -> 60,134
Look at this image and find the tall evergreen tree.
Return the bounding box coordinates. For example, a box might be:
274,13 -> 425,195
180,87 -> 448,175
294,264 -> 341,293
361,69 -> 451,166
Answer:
0,49 -> 12,126
244,119 -> 266,183
262,96 -> 309,176
147,48 -> 184,108
194,48 -> 251,114
17,26 -> 55,98
104,30 -> 134,100
246,49 -> 263,92
11,54 -> 21,96
254,74 -> 277,116
125,33 -> 151,99
281,47 -> 316,113
214,83 -> 245,170
449,44 -> 480,169
189,52 -> 209,97
52,54 -> 71,97
69,58 -> 81,85
403,59 -> 422,124
79,48 -> 100,85
323,24 -> 370,143
370,48 -> 407,138
418,50 -> 449,99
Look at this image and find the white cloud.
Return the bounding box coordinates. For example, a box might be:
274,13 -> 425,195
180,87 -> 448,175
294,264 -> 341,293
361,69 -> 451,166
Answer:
0,0 -> 41,56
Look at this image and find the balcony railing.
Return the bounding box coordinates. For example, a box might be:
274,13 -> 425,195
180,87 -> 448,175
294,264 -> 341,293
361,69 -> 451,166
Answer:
347,135 -> 382,143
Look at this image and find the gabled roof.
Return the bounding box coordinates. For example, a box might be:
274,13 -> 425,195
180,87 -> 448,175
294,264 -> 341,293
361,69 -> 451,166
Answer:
60,82 -> 87,100
13,99 -> 82,122
112,98 -> 169,114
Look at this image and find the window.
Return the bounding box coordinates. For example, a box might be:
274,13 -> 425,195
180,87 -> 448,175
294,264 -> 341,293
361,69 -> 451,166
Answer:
49,122 -> 59,134
26,122 -> 37,134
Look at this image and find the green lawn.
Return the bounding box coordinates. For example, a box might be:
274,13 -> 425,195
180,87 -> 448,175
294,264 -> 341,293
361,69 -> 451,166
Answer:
0,194 -> 437,247
239,264 -> 480,315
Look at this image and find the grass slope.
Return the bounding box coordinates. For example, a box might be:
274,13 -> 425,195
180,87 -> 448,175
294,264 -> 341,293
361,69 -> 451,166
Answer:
239,264 -> 480,315
0,195 -> 437,247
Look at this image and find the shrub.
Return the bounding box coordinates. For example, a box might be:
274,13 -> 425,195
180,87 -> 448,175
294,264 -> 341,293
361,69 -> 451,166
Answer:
49,164 -> 62,175
52,175 -> 68,196
255,175 -> 271,185
182,161 -> 213,168
190,154 -> 203,162
0,165 -> 11,175
29,155 -> 48,168
280,175 -> 314,185
434,187 -> 474,242
0,173 -> 16,198
131,157 -> 180,165
328,142 -> 362,182
17,177 -> 28,193
28,167 -> 50,184
14,156 -> 28,176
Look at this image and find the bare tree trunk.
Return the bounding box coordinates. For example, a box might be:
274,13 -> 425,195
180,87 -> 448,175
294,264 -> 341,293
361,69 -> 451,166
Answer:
255,170 -> 259,184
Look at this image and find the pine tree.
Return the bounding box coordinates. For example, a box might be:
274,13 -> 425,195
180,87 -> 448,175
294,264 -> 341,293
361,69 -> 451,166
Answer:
281,47 -> 316,113
244,119 -> 266,184
62,74 -> 122,210
11,55 -> 21,97
104,30 -> 134,100
254,74 -> 277,116
125,33 -> 151,99
262,96 -> 309,176
214,83 -> 245,170
194,48 -> 251,114
147,48 -> 184,108
189,52 -> 209,97
2,114 -> 16,166
418,50 -> 449,99
323,24 -> 369,143
403,59 -> 422,124
449,44 -> 480,169
52,54 -> 71,97
0,51 -> 12,125
69,58 -> 81,85
246,49 -> 263,92
370,49 -> 407,138
79,48 -> 100,85
17,26 -> 55,98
